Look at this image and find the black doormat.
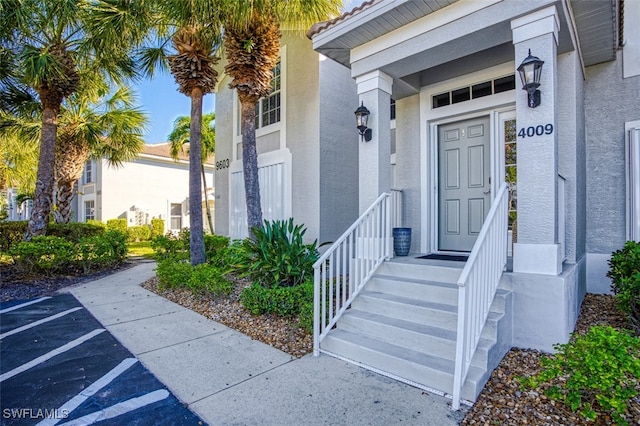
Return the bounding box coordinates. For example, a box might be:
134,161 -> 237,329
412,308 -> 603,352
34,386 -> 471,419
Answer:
416,254 -> 469,262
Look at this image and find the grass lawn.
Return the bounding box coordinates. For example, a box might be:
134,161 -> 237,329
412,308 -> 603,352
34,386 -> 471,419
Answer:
127,241 -> 155,259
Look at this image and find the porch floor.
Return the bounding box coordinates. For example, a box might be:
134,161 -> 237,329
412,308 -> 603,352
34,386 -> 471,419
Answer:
391,253 -> 513,272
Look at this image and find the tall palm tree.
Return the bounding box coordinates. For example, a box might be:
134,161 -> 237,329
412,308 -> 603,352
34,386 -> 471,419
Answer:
222,0 -> 341,238
0,0 -> 154,239
138,0 -> 223,265
54,84 -> 148,223
168,113 -> 216,233
0,81 -> 148,223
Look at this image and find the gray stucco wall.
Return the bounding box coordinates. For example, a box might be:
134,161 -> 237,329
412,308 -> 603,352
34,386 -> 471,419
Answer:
393,94 -> 422,253
557,51 -> 586,264
284,34 -> 321,243
318,57 -> 359,244
214,75 -> 234,237
585,54 -> 640,254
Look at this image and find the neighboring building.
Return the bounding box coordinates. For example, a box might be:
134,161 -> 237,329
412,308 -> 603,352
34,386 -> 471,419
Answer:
74,143 -> 215,233
217,0 -> 639,407
214,31 -> 360,244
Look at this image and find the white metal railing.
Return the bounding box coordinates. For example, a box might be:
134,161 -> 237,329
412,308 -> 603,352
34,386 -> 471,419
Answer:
452,183 -> 509,410
313,192 -> 393,356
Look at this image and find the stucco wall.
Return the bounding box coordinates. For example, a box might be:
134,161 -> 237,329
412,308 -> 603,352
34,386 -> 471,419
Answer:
214,75 -> 234,237
557,50 -> 586,264
318,57 -> 359,244
393,94 -> 422,253
98,158 -> 202,229
585,55 -> 640,254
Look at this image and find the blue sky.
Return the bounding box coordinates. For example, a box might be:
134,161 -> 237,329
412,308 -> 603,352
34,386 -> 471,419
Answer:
136,72 -> 215,144
136,0 -> 359,144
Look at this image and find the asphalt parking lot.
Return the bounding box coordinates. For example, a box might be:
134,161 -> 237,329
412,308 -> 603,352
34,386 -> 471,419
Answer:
0,294 -> 204,425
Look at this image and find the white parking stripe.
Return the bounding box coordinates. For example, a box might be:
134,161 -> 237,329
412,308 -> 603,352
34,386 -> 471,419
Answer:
0,307 -> 83,340
0,329 -> 106,383
58,389 -> 170,426
0,297 -> 52,314
36,358 -> 138,426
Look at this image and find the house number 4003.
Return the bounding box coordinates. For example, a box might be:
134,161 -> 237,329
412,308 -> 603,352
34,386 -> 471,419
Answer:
518,124 -> 554,138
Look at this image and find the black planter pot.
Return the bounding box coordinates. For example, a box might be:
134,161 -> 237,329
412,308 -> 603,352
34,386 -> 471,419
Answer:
393,227 -> 412,256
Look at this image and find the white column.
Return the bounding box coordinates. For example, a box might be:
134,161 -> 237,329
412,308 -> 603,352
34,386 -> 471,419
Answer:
356,70 -> 393,213
511,6 -> 562,275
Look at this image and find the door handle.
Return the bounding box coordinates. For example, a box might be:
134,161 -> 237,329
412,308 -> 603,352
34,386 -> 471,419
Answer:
484,189 -> 491,194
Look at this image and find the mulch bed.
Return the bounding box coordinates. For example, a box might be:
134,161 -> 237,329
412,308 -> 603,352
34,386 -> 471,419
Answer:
2,266 -> 637,424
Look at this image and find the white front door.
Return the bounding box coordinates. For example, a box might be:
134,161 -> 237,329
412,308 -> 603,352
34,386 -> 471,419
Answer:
438,116 -> 491,252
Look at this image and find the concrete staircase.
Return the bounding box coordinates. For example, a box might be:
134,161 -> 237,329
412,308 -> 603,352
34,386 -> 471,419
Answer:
320,257 -> 513,402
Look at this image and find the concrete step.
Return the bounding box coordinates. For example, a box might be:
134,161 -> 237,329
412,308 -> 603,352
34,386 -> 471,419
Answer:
322,329 -> 485,401
377,261 -> 461,283
366,274 -> 459,305
352,290 -> 458,331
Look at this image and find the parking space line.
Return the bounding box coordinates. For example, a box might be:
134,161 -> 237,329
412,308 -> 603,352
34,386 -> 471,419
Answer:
0,329 -> 106,383
0,307 -> 83,340
36,358 -> 138,426
0,297 -> 52,314
58,389 -> 170,426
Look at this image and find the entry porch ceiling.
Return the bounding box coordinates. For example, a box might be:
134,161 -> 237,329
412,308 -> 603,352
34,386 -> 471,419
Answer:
312,0 -> 618,99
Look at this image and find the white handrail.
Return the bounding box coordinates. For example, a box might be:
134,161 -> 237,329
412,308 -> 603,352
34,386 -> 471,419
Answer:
452,183 -> 509,410
313,192 -> 393,356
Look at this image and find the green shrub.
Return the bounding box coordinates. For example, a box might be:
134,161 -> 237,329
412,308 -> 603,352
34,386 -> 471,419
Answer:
607,241 -> 640,328
106,218 -> 127,234
240,279 -> 313,317
156,260 -> 192,289
237,219 -> 318,288
522,326 -> 640,425
150,218 -> 164,239
187,263 -> 233,296
48,222 -> 105,242
10,236 -> 77,275
77,230 -> 128,273
127,225 -> 151,242
298,299 -> 314,333
151,230 -> 190,262
0,220 -> 27,252
86,219 -> 107,229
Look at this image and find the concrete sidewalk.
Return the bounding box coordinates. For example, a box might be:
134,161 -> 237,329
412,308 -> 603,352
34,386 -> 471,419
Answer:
66,262 -> 467,425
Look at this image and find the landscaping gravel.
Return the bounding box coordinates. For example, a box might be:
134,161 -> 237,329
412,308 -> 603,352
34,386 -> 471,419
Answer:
2,265 -> 637,425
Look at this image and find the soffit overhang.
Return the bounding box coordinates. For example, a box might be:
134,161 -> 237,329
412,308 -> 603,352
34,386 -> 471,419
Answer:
311,0 -> 618,98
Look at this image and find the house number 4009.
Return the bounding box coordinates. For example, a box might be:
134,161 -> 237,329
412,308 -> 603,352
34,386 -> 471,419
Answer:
518,124 -> 554,138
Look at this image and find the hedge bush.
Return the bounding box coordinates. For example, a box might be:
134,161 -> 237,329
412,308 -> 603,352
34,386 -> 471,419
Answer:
106,218 -> 127,234
150,218 -> 164,239
151,229 -> 190,262
155,260 -> 233,296
77,230 -> 128,273
0,221 -> 27,253
10,236 -> 77,276
127,225 -> 151,242
48,222 -> 105,242
240,279 -> 313,317
607,240 -> 640,332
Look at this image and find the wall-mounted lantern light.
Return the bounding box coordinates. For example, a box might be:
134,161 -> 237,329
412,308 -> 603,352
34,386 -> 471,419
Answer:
517,49 -> 544,108
354,101 -> 372,142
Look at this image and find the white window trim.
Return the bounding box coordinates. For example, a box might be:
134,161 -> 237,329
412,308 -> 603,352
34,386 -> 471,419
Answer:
626,120 -> 640,241
419,61 -> 517,253
82,196 -> 96,222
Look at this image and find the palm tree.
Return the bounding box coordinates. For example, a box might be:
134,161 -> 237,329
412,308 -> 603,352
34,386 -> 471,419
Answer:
168,113 -> 216,233
138,0 -> 223,265
54,84 -> 148,223
221,0 -> 341,237
0,0 -> 154,239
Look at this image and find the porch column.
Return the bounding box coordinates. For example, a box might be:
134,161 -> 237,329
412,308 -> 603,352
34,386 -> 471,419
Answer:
356,70 -> 393,212
511,6 -> 562,275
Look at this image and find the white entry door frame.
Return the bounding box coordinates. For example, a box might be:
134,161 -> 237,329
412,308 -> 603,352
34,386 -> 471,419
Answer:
425,107 -> 516,254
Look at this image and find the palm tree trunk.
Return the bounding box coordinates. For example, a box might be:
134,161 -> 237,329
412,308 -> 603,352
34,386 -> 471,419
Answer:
201,164 -> 214,233
189,88 -> 206,265
239,95 -> 263,239
26,105 -> 58,240
55,181 -> 75,223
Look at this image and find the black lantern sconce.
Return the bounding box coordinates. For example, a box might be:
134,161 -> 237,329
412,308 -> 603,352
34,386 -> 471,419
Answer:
517,49 -> 544,108
354,101 -> 372,142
